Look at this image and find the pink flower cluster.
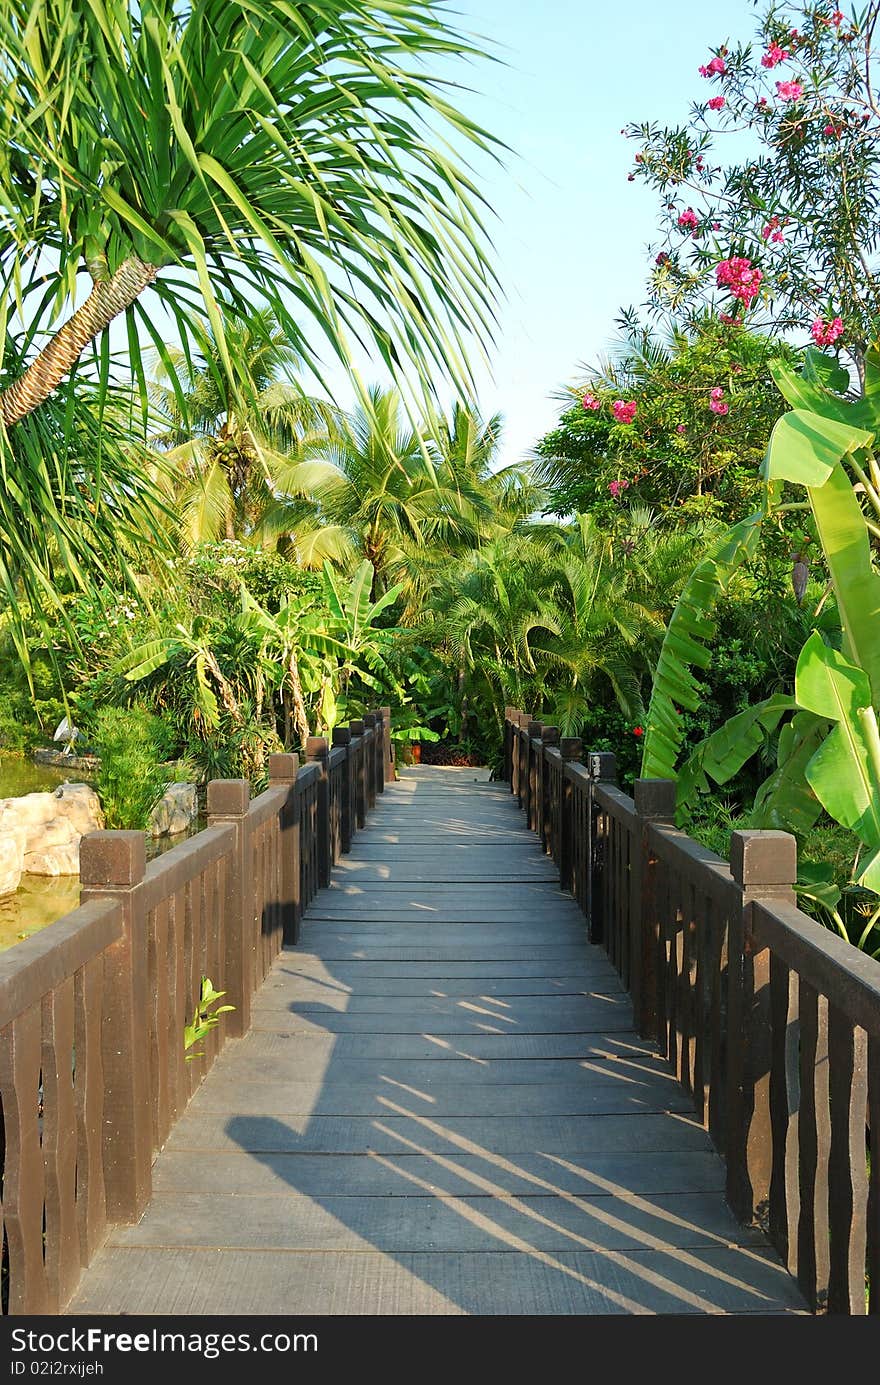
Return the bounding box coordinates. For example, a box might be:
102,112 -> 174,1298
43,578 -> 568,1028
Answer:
716,256 -> 763,306
677,207 -> 698,230
761,43 -> 789,68
707,95 -> 725,111
608,479 -> 630,498
582,393 -> 601,410
709,386 -> 729,416
824,120 -> 843,137
612,400 -> 637,425
811,316 -> 844,346
761,215 -> 784,244
776,80 -> 804,102
699,55 -> 727,77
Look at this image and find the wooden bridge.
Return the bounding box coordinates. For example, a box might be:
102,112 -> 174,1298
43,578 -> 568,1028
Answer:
1,710 -> 877,1316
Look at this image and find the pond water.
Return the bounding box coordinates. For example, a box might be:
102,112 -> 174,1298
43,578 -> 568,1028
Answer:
0,753 -> 203,952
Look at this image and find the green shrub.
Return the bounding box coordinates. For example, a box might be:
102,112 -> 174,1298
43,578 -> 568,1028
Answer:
87,707 -> 171,831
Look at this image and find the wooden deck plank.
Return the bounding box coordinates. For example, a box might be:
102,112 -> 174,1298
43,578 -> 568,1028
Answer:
67,765 -> 805,1317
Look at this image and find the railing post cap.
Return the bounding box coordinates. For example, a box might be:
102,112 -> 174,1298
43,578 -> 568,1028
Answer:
561,737 -> 583,762
363,712 -> 377,728
527,720 -> 543,738
207,778 -> 251,818
588,750 -> 617,782
332,726 -> 352,746
516,711 -> 531,728
541,725 -> 560,744
305,735 -> 330,761
730,830 -> 797,888
633,777 -> 676,818
80,830 -> 146,888
268,752 -> 299,783
349,719 -> 365,735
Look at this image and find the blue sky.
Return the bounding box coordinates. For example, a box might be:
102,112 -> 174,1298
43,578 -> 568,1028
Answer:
327,0 -> 763,467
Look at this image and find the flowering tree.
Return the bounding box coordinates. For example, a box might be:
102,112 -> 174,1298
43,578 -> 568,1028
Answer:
534,318 -> 795,522
625,2 -> 880,379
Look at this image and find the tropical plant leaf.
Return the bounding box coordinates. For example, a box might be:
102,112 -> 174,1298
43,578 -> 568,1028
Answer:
674,694 -> 795,817
749,709 -> 826,834
113,638 -> 177,681
764,413 -> 880,706
640,511 -> 764,781
796,632 -> 880,891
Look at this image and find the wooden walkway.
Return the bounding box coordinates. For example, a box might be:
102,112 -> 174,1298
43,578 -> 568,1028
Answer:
69,768 -> 805,1315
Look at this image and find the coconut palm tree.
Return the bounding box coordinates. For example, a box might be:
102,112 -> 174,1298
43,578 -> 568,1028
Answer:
150,306 -> 341,548
262,387 -> 492,591
0,0 -> 500,625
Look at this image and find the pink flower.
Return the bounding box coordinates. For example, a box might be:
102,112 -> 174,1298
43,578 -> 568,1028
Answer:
677,207 -> 698,230
757,97 -> 768,107
608,478 -> 631,498
612,401 -> 637,425
582,393 -> 601,410
655,251 -> 669,265
811,316 -> 844,346
699,55 -> 727,77
832,10 -> 844,26
776,80 -> 804,101
771,230 -> 784,243
716,256 -> 763,306
707,95 -> 725,111
761,215 -> 784,243
712,220 -> 721,229
710,386 -> 724,400
710,398 -> 729,415
676,423 -> 687,434
761,43 -> 789,68
824,121 -> 843,136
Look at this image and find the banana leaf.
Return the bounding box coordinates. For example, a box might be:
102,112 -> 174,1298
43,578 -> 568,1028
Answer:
763,409 -> 880,706
749,709 -> 826,834
640,512 -> 764,781
796,632 -> 880,892
674,694 -> 794,818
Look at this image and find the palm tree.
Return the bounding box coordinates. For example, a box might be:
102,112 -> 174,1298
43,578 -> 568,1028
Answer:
0,0 -> 499,624
150,306 -> 341,548
264,387 -> 490,591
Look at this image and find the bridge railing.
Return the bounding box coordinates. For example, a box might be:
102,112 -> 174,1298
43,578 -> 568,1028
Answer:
504,707 -> 880,1316
0,707 -> 392,1315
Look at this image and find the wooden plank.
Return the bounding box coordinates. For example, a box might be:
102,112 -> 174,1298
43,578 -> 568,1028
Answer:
109,1189 -> 766,1253
165,1111 -> 714,1155
826,1004 -> 868,1314
68,1245 -> 806,1316
40,978 -> 79,1310
74,956 -> 107,1266
797,980 -> 830,1311
0,1005 -> 49,1312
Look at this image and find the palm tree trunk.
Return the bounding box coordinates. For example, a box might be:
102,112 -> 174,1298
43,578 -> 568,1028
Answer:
287,649 -> 311,747
0,256 -> 159,428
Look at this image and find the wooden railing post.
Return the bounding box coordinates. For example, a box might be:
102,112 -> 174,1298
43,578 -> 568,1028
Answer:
630,778 -> 677,1037
726,829 -> 797,1228
526,721 -> 543,833
269,752 -> 301,946
305,736 -> 331,889
559,738 -> 582,894
349,719 -> 366,829
586,751 -> 616,943
332,727 -> 353,853
539,725 -> 559,855
369,712 -> 383,800
515,712 -> 530,810
504,708 -> 513,788
80,831 -> 151,1224
207,779 -> 253,1040
380,705 -> 392,788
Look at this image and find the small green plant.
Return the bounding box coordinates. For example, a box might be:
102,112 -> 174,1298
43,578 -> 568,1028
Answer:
184,977 -> 234,1059
87,706 -> 173,830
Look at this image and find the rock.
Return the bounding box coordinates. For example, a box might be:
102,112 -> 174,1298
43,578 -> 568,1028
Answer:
0,783 -> 103,879
0,829 -> 26,897
150,783 -> 198,838
24,842 -> 81,876
53,782 -> 103,837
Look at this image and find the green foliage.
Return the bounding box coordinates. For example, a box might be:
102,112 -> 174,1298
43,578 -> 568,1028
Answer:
87,706 -> 172,830
184,977 -> 234,1059
536,320 -> 794,522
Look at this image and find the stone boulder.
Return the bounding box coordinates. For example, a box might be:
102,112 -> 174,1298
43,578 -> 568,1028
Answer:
52,782 -> 103,837
150,783 -> 198,838
0,828 -> 26,897
0,782 -> 104,880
